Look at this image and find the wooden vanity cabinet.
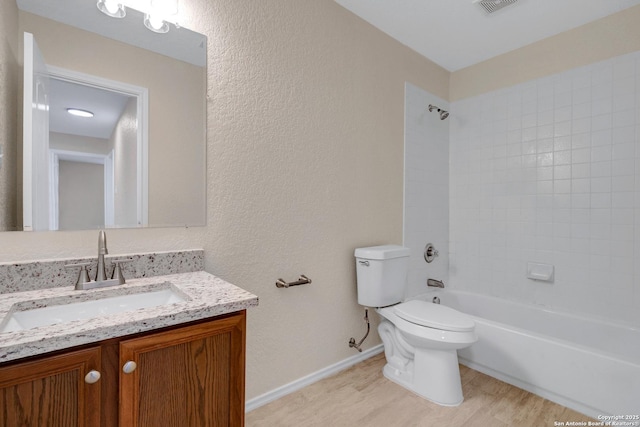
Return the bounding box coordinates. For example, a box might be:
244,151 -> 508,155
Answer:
118,311 -> 246,427
1,310 -> 246,427
0,347 -> 101,427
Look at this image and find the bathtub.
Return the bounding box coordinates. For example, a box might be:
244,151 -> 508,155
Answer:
418,289 -> 640,418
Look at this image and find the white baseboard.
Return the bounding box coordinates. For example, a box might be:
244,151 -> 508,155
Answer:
245,344 -> 384,413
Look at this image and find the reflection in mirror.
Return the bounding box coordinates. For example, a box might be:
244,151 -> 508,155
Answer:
48,73 -> 145,231
0,0 -> 206,231
23,37 -> 148,231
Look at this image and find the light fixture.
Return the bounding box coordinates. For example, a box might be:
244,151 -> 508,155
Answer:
144,13 -> 169,33
67,108 -> 94,118
97,0 -> 179,33
96,0 -> 126,18
144,0 -> 178,33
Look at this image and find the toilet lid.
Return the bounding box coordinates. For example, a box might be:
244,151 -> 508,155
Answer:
394,300 -> 475,332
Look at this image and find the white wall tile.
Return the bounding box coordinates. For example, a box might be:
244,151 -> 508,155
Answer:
404,83 -> 449,299
448,50 -> 640,324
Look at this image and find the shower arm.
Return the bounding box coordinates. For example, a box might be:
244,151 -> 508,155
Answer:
427,104 -> 449,120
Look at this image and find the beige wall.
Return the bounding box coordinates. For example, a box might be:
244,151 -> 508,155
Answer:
19,11 -> 206,227
50,133 -> 110,155
58,161 -> 104,230
1,0 -> 448,400
112,98 -> 138,227
190,0 -> 448,399
0,0 -> 19,231
450,5 -> 640,101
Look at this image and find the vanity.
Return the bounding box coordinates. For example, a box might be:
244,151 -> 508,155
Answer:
0,0 -> 258,423
0,258 -> 259,427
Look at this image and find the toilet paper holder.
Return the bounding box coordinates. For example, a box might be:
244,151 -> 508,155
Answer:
275,275 -> 312,288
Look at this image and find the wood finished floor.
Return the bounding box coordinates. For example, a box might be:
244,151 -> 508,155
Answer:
246,353 -> 593,427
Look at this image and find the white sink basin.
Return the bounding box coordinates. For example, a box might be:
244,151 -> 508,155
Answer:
1,287 -> 187,333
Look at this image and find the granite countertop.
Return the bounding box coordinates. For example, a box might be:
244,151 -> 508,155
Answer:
0,271 -> 259,364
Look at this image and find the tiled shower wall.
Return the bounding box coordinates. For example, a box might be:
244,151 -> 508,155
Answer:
449,51 -> 640,326
403,83 -> 449,300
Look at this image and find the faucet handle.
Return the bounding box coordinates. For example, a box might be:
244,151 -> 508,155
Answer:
111,259 -> 132,285
424,243 -> 439,263
65,262 -> 93,290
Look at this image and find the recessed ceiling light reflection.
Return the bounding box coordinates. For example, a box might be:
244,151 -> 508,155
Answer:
67,108 -> 95,118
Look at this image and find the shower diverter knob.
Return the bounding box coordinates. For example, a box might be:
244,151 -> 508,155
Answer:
424,243 -> 439,263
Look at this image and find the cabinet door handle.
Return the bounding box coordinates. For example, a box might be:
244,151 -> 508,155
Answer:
122,361 -> 137,374
84,370 -> 101,384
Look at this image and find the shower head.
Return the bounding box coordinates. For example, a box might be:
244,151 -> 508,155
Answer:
428,104 -> 449,120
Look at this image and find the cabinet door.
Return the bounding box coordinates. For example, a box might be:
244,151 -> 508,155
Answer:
119,311 -> 246,427
0,347 -> 101,427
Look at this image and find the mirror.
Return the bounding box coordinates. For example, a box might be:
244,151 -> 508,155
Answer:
0,0 -> 206,231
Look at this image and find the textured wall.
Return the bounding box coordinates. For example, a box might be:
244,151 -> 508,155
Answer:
0,0 -> 448,400
190,0 -> 449,399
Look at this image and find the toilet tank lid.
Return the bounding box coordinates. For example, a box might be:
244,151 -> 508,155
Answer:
354,245 -> 410,260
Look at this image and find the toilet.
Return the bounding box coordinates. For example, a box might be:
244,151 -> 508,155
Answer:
354,245 -> 477,406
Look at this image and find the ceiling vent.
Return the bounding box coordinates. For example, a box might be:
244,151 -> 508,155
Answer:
474,0 -> 519,14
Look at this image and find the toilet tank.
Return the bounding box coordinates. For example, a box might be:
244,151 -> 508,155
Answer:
354,245 -> 410,307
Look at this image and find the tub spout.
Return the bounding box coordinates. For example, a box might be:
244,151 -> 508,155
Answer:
427,278 -> 444,288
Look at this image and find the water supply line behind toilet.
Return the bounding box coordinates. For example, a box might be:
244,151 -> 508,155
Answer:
349,308 -> 370,352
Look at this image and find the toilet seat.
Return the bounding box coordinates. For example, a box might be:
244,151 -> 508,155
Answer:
393,300 -> 475,332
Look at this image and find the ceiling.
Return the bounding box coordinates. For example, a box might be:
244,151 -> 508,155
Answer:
49,79 -> 133,140
334,0 -> 640,71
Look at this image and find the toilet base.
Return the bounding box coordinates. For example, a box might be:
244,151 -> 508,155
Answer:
377,319 -> 467,406
381,347 -> 464,407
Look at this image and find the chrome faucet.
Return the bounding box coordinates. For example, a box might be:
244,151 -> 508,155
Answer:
95,230 -> 109,282
427,278 -> 445,288
65,230 -> 131,290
